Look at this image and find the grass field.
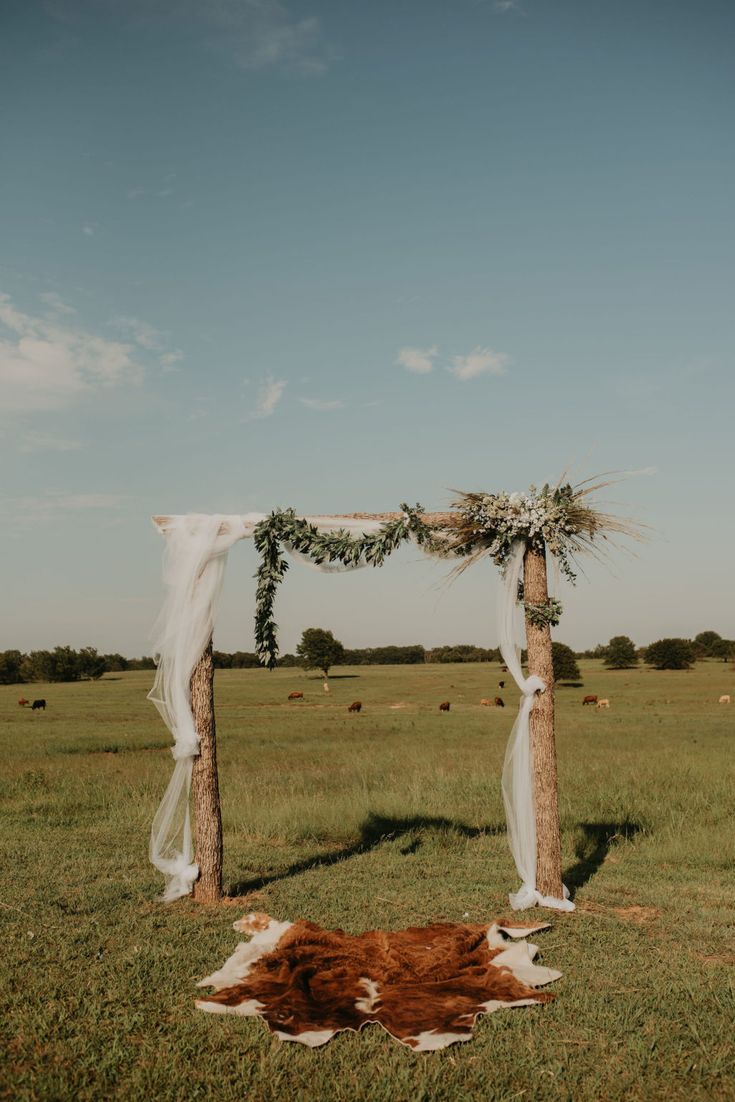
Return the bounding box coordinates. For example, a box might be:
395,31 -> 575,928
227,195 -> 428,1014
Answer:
2,660 -> 734,1101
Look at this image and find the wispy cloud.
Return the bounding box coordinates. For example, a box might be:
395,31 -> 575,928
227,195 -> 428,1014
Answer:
0,491 -> 129,530
447,346 -> 509,381
82,223 -> 96,237
298,397 -> 344,411
160,351 -> 184,371
0,292 -> 144,413
248,374 -> 287,419
203,0 -> 330,73
18,432 -> 85,453
492,0 -> 523,13
395,345 -> 438,375
110,315 -> 184,370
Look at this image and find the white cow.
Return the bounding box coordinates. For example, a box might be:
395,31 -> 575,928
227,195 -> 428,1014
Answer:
596,699 -> 610,709
719,695 -> 731,704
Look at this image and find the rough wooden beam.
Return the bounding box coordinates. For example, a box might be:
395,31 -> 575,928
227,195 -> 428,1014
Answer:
523,543 -> 564,900
152,511 -> 459,535
189,639 -> 223,903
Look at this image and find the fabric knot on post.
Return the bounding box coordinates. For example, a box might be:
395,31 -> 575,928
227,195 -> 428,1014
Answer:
521,675 -> 545,698
498,540 -> 575,914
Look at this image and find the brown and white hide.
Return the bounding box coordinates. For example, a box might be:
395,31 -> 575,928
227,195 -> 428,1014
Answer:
196,913 -> 561,1051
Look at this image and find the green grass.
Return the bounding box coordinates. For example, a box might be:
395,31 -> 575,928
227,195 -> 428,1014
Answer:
2,661 -> 734,1101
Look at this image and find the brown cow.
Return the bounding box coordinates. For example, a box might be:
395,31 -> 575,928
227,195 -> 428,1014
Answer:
348,701 -> 362,713
439,701 -> 450,712
480,698 -> 495,707
18,698 -> 29,707
498,681 -> 505,688
494,697 -> 505,708
582,695 -> 598,705
287,691 -> 304,701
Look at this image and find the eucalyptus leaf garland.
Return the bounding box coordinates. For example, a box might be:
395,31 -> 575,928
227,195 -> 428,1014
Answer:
253,504 -> 434,669
250,481 -> 631,668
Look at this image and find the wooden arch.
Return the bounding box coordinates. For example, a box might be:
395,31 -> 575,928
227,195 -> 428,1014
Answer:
152,512 -> 562,905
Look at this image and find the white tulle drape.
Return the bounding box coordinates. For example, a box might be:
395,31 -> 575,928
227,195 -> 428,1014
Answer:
147,513 -> 385,900
148,514 -> 257,900
498,541 -> 574,912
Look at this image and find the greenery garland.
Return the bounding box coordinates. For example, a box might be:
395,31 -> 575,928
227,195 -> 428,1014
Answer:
253,505 -> 434,669
524,598 -> 564,629
251,481 -> 637,668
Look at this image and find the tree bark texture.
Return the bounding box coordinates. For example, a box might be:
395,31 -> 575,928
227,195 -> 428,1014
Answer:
523,543 -> 564,899
190,639 -> 223,903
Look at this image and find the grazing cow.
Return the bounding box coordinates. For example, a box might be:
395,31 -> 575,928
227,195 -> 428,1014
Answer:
439,701 -> 450,712
18,698 -> 29,707
480,698 -> 495,707
494,696 -> 505,708
582,695 -> 598,705
323,682 -> 330,694
719,695 -> 731,705
287,691 -> 304,701
31,699 -> 46,711
596,699 -> 610,709
498,681 -> 505,689
348,701 -> 362,713
501,666 -> 508,673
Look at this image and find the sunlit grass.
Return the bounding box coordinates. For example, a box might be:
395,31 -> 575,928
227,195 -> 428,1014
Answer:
2,661 -> 734,1101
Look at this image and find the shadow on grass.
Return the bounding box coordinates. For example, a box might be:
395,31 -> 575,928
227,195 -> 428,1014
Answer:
229,812 -> 505,896
564,820 -> 643,897
307,674 -> 360,680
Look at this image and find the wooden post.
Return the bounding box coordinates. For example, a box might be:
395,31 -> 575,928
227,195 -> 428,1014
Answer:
190,639 -> 223,903
523,543 -> 564,899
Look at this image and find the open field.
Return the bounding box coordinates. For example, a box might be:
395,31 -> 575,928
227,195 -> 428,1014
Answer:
2,660 -> 734,1102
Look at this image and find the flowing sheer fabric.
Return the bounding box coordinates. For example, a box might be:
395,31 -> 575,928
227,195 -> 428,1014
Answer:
148,514 -> 257,900
147,513 -> 385,900
498,541 -> 574,912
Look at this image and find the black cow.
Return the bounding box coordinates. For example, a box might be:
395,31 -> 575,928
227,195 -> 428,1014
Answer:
31,699 -> 46,711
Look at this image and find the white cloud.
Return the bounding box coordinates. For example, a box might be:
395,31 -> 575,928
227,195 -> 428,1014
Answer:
250,374 -> 287,419
493,0 -> 522,12
447,346 -> 509,381
395,345 -> 438,375
82,223 -> 95,236
0,292 -> 144,413
298,397 -> 344,411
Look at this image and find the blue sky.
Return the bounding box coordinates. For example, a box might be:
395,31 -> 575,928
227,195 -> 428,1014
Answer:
1,0 -> 733,656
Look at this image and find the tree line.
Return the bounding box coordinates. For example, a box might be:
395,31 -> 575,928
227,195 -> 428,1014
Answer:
1,629 -> 731,685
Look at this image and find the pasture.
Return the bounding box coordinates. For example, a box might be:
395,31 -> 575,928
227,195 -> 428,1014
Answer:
2,661 -> 734,1101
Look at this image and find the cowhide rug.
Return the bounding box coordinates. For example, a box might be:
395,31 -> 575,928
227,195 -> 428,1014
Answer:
195,913 -> 561,1051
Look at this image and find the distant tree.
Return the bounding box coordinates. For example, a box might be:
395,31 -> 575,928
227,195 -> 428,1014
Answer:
552,642 -> 581,682
604,636 -> 638,669
127,656 -> 157,671
277,652 -> 301,668
22,649 -> 56,682
0,650 -> 25,684
644,638 -> 695,670
103,653 -> 129,672
710,638 -> 734,662
78,647 -> 106,680
693,631 -> 723,658
296,628 -> 344,679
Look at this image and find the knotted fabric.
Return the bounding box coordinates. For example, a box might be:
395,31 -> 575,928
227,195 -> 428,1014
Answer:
498,541 -> 574,912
